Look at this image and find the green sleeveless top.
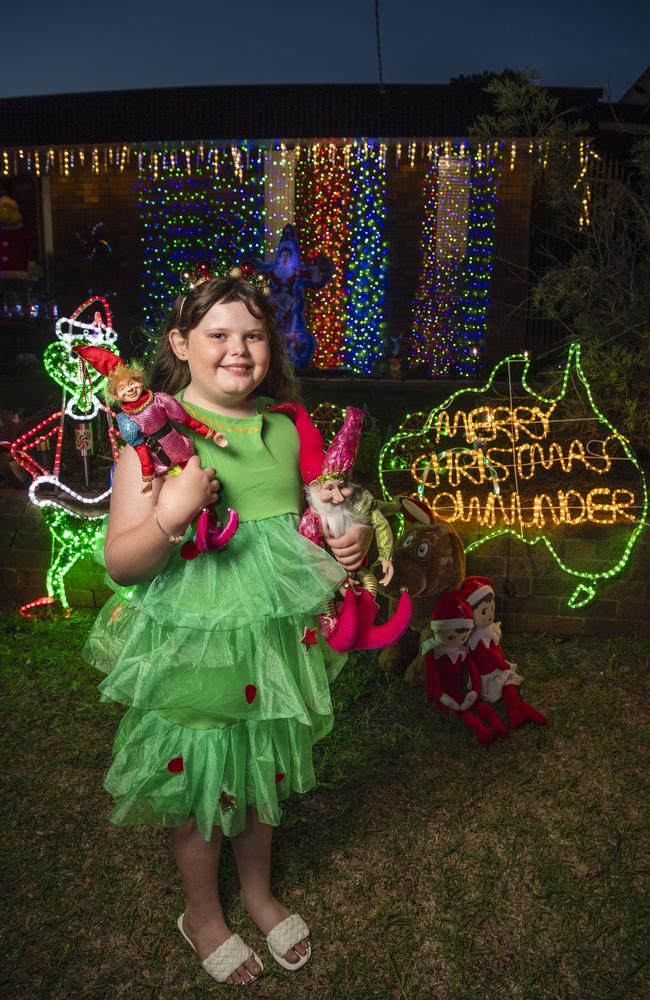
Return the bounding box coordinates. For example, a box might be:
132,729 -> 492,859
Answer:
177,392 -> 302,523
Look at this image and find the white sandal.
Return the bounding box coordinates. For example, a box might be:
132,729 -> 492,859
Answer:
177,913 -> 264,984
265,913 -> 311,971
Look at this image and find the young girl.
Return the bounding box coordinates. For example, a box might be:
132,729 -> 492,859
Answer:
84,271 -> 370,985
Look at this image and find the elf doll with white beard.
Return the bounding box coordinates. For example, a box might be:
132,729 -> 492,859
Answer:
459,576 -> 548,729
273,404 -> 411,652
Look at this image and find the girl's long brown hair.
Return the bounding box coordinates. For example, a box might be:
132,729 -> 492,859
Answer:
151,276 -> 300,402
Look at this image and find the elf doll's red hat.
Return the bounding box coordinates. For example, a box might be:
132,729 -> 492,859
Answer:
430,592 -> 474,631
459,576 -> 495,608
73,344 -> 123,376
73,344 -> 143,400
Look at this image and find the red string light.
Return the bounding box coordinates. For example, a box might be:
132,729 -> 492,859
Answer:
295,144 -> 350,367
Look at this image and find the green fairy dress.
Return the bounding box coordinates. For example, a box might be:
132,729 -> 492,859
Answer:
83,397 -> 347,840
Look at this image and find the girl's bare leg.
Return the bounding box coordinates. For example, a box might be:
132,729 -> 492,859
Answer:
170,816 -> 262,985
232,806 -> 309,964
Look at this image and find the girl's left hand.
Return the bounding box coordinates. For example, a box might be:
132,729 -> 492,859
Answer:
326,523 -> 372,571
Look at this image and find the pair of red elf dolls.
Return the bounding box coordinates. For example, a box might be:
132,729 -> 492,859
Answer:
423,578 -> 548,747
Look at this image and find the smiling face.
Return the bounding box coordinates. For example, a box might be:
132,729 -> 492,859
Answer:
169,299 -> 271,416
316,478 -> 353,506
114,377 -> 143,404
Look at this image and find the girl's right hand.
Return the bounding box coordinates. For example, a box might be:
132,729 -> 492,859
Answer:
156,455 -> 221,534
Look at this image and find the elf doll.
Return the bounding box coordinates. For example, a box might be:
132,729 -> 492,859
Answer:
273,402 -> 411,652
422,592 -> 510,747
73,344 -> 238,551
459,576 -> 548,729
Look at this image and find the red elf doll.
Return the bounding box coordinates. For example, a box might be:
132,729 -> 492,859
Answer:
422,592 -> 510,747
459,576 -> 548,729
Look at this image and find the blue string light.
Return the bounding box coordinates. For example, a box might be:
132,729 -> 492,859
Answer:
341,143 -> 388,374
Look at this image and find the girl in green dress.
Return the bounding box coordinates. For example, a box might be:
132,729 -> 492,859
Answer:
85,273 -> 371,985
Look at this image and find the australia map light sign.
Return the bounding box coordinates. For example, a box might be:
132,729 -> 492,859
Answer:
379,343 -> 647,608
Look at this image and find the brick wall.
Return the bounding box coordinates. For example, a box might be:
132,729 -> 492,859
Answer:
1,485 -> 647,636
48,164 -> 143,338
462,522 -> 650,638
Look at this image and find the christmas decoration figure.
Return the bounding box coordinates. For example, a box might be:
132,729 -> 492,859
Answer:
459,576 -> 548,729
10,297 -> 122,615
276,402 -> 412,651
252,224 -> 333,369
422,592 -> 509,747
377,496 -> 466,682
0,195 -> 41,318
75,221 -> 112,263
73,345 -> 227,495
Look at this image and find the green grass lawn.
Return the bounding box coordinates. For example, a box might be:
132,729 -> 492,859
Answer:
2,609 -> 649,1000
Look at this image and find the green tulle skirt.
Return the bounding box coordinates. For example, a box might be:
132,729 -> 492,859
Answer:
84,513 -> 347,839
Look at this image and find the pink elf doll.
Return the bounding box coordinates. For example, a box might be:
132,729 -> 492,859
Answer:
459,576 -> 548,729
273,403 -> 411,652
73,344 -> 238,552
422,592 -> 509,747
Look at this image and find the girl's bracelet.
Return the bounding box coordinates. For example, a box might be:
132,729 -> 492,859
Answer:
152,508 -> 184,544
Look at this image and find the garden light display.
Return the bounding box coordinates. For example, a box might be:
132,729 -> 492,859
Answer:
379,343 -> 647,609
75,222 -> 112,262
309,402 -> 346,446
10,297 -> 121,616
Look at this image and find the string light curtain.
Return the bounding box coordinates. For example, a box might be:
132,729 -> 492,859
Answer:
408,154 -> 440,371
456,147 -> 497,377
295,143 -> 350,368
408,145 -> 498,377
137,147 -> 265,340
341,142 -> 388,374
264,145 -> 295,258
431,155 -> 471,376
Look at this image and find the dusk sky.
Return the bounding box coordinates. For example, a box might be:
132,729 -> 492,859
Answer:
3,0 -> 648,101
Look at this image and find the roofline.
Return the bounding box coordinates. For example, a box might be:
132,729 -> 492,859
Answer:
1,82 -> 605,147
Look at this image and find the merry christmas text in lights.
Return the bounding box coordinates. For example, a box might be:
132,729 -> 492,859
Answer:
379,344 -> 647,608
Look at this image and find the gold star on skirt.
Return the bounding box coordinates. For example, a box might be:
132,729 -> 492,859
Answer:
219,790 -> 237,813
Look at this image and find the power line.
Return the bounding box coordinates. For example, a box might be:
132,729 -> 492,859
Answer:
374,0 -> 385,89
